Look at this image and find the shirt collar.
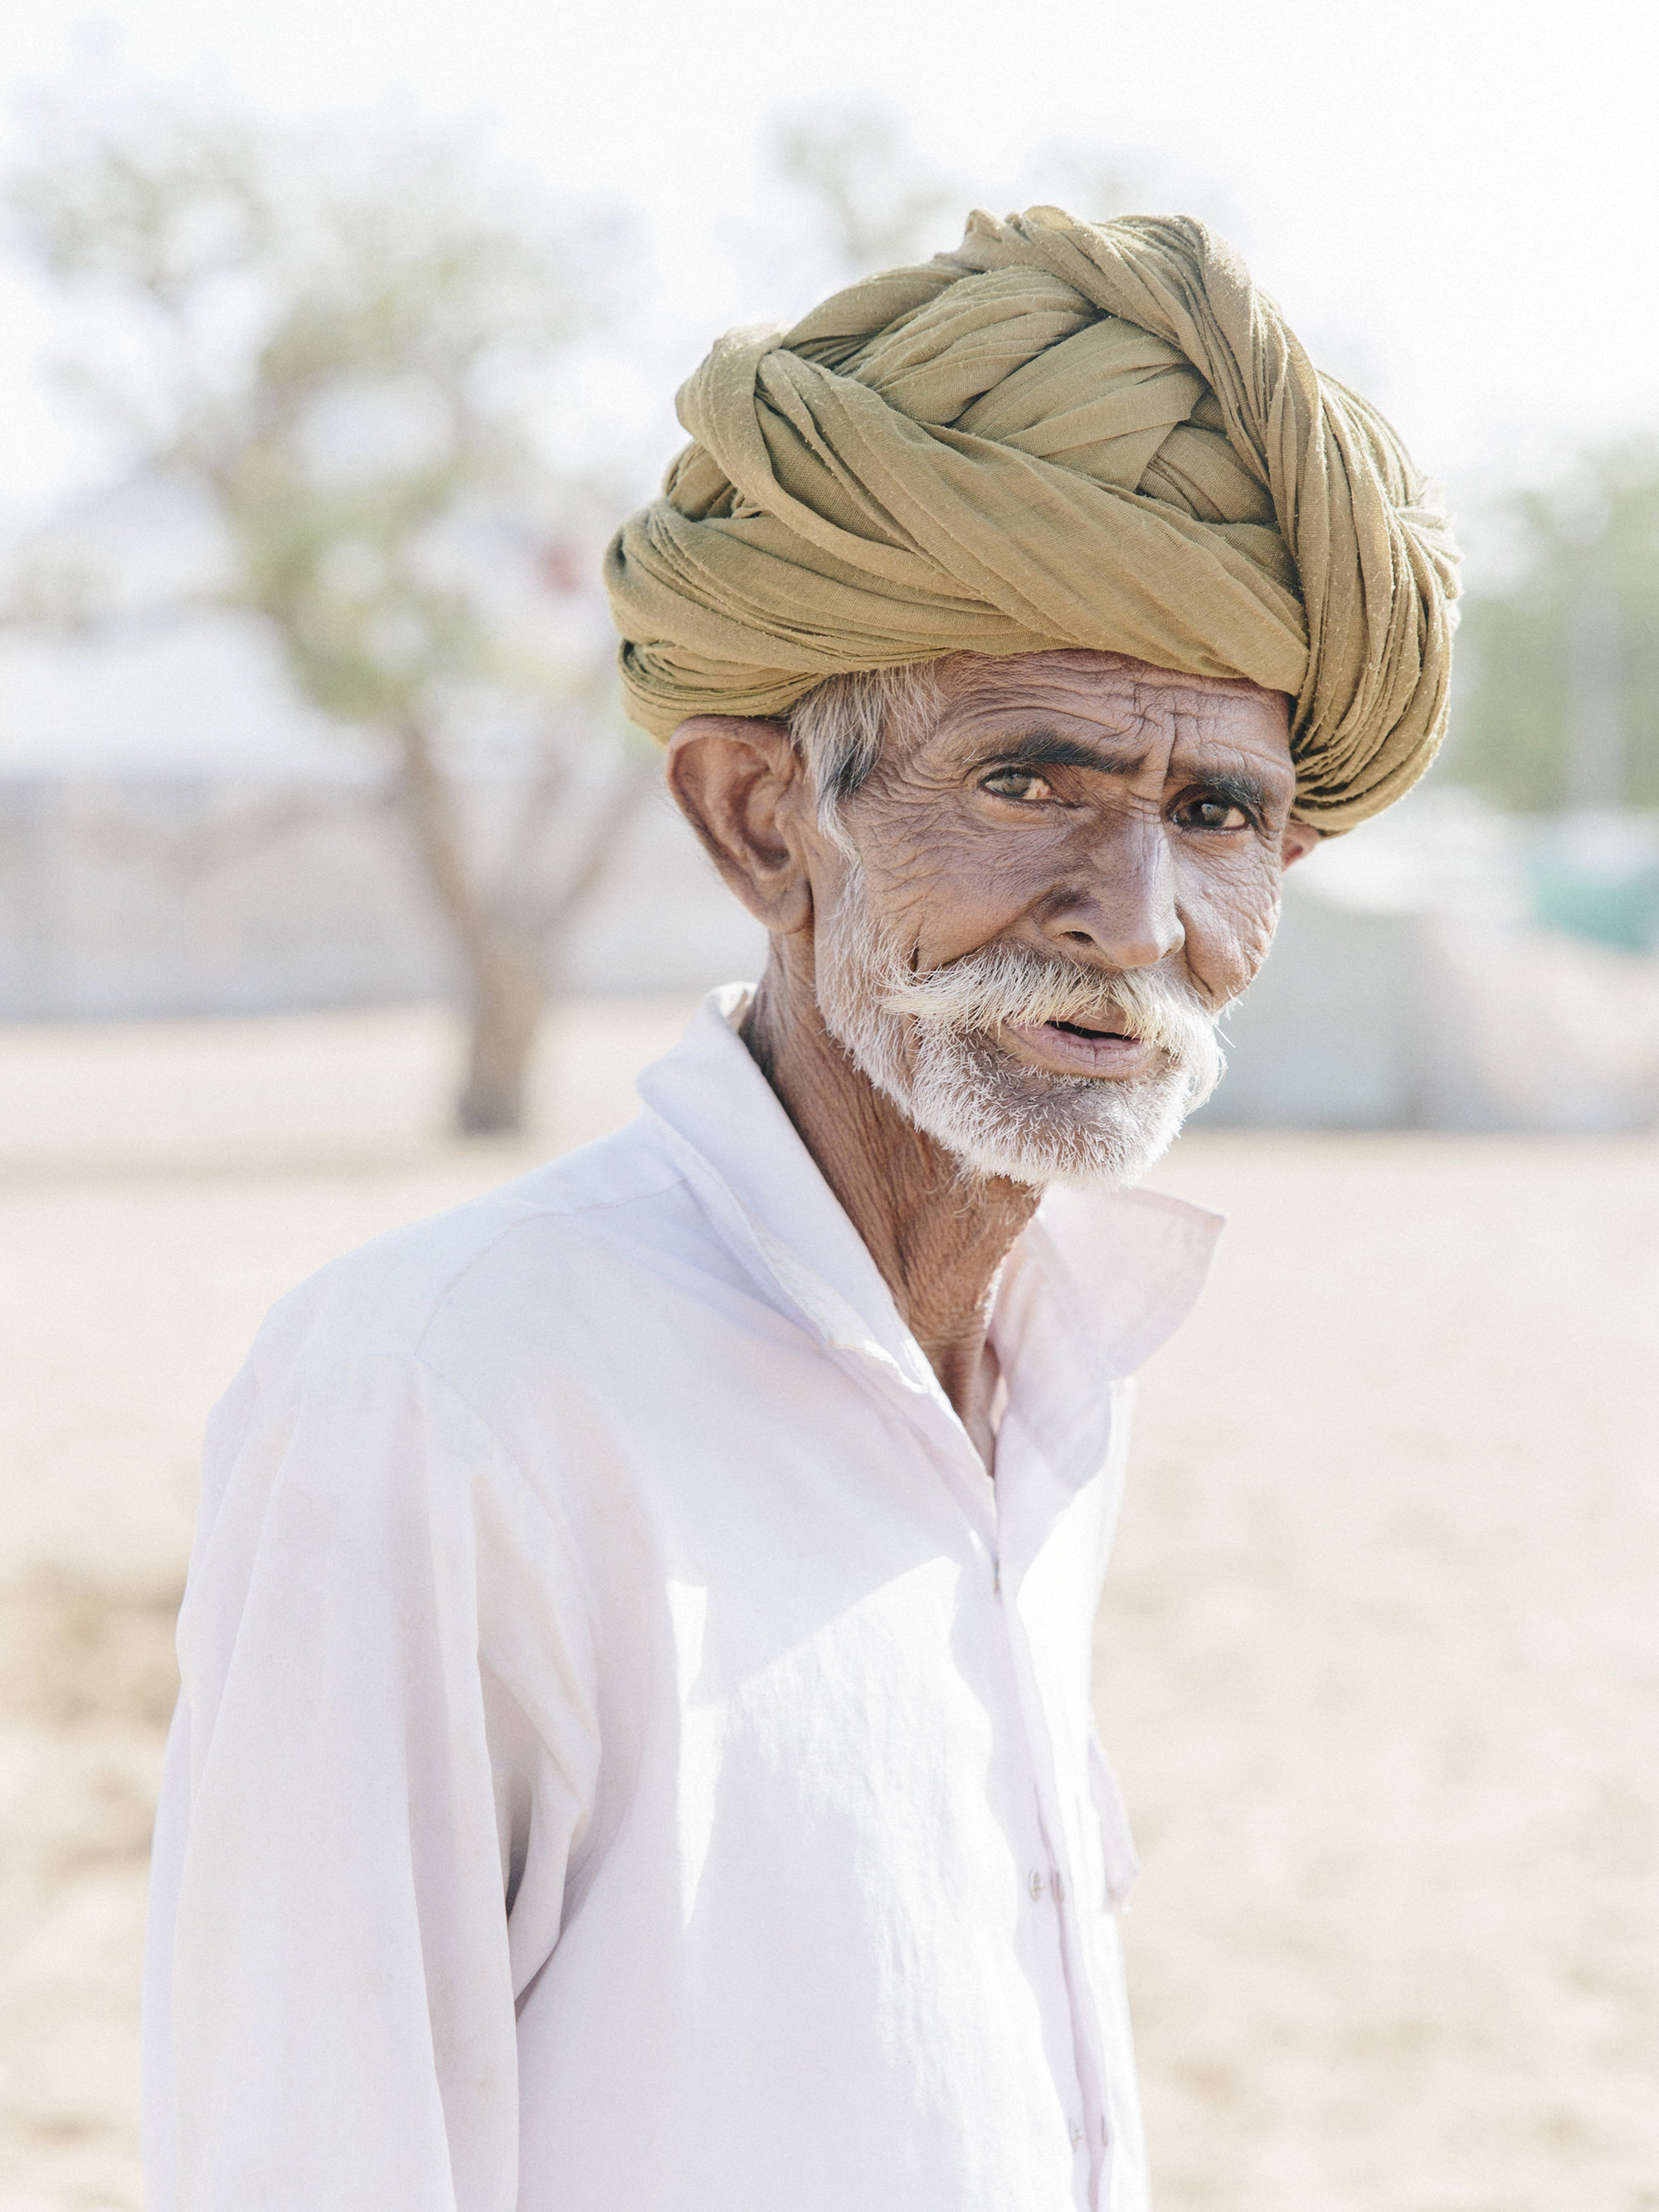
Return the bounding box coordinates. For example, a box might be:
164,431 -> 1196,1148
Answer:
635,985 -> 1223,1431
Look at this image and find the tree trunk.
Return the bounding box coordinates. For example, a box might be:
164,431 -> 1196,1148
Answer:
394,716 -> 547,1138
455,935 -> 544,1135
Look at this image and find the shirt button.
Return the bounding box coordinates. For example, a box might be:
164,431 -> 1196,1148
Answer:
1070,2122 -> 1085,2149
1029,1870 -> 1045,1900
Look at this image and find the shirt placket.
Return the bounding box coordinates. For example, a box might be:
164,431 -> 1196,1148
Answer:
993,1421 -> 1115,2210
849,1357 -> 1110,2212
703,1170 -> 1123,2210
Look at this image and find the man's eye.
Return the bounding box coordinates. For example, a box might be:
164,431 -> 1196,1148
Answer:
981,768 -> 1053,801
1176,795 -> 1250,831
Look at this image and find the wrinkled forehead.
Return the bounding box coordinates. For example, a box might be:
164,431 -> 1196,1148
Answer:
919,648 -> 1294,751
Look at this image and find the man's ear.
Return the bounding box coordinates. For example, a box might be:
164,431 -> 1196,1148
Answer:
1282,819 -> 1322,870
666,715 -> 816,935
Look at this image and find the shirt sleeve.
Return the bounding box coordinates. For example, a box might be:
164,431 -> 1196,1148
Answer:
142,1326 -> 600,2212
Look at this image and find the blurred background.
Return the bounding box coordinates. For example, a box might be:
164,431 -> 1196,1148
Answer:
2,2 -> 1657,2208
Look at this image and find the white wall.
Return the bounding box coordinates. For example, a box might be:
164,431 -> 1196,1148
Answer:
6,772 -> 1657,1131
0,772 -> 766,1019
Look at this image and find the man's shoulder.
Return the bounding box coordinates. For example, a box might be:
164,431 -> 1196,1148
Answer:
250,1113 -> 715,1387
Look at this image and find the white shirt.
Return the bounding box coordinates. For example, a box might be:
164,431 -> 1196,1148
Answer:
143,985 -> 1220,2212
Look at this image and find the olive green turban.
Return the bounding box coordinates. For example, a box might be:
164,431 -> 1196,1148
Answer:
604,207 -> 1460,830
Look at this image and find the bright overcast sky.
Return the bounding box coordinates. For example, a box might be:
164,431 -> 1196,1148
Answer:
2,0 -> 1657,534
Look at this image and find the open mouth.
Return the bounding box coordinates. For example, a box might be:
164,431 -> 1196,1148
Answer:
1002,1015 -> 1156,1077
1048,1018 -> 1133,1042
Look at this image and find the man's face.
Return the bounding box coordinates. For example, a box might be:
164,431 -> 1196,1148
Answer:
810,650 -> 1310,1188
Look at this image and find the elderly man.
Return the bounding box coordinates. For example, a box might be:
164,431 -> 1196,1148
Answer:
144,210 -> 1457,2212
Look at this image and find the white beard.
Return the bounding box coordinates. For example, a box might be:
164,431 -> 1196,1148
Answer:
812,861 -> 1226,1191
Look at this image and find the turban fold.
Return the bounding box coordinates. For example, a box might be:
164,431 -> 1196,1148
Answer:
605,207 -> 1460,830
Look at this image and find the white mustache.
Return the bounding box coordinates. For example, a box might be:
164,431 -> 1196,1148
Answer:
876,940 -> 1220,1071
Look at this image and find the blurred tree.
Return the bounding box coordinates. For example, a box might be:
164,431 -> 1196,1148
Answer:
1447,441 -> 1659,812
771,107 -> 956,275
769,110 -> 1178,286
7,118 -> 648,1134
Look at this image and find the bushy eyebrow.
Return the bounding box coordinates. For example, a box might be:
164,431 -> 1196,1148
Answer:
971,728 -> 1277,818
971,728 -> 1147,778
1180,769 -> 1274,820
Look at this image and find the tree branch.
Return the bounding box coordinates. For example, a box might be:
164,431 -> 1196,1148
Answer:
525,752 -> 655,945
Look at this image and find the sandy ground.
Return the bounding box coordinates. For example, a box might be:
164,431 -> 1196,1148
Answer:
2,1001 -> 1656,2212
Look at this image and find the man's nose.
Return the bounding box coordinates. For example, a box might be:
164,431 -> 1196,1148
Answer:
1033,814 -> 1184,969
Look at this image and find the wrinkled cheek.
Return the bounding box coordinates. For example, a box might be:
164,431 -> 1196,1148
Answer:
1180,878 -> 1283,1002
873,860 -> 1032,968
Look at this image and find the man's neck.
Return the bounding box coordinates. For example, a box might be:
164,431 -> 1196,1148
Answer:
741,957 -> 1040,1474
